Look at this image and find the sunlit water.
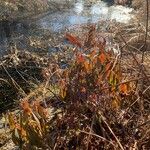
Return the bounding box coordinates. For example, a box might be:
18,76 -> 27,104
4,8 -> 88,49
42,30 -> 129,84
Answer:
37,0 -> 134,32
0,0 -> 134,55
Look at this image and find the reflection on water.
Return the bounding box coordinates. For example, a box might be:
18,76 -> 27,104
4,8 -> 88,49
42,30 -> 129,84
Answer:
0,0 -> 134,55
37,0 -> 133,32
91,1 -> 109,17
74,0 -> 84,14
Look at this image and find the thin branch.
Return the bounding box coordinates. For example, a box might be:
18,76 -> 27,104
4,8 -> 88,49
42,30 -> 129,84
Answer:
86,113 -> 95,150
118,85 -> 150,120
119,34 -> 150,82
2,65 -> 27,96
143,0 -> 149,52
98,113 -> 125,150
79,130 -> 115,147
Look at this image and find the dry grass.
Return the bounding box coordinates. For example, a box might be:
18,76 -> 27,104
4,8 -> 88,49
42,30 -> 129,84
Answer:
0,23 -> 149,149
0,1 -> 150,149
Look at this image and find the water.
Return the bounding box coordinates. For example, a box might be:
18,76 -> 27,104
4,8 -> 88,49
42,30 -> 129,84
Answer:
37,0 -> 134,32
0,0 -> 134,55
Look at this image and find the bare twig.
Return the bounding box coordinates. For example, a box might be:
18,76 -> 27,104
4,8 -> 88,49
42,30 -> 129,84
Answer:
139,0 -> 149,88
118,85 -> 150,120
86,113 -> 95,150
79,130 -> 115,147
119,34 -> 150,83
2,65 -> 26,96
143,0 -> 149,52
98,112 -> 125,150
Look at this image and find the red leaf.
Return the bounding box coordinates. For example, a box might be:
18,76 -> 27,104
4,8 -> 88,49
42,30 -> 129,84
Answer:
106,70 -> 111,78
76,53 -> 85,63
99,53 -> 106,64
65,33 -> 82,47
105,62 -> 111,72
119,83 -> 128,94
20,100 -> 32,115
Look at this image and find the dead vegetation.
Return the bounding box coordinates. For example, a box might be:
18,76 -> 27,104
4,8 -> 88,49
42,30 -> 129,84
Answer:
0,0 -> 150,149
0,21 -> 149,149
0,0 -> 49,21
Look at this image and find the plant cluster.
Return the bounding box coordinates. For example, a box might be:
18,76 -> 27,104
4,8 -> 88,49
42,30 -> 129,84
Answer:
7,100 -> 50,149
7,26 -> 150,150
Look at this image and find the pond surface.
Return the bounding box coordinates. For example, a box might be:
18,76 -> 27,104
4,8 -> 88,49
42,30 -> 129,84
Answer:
37,0 -> 134,32
0,0 -> 134,56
